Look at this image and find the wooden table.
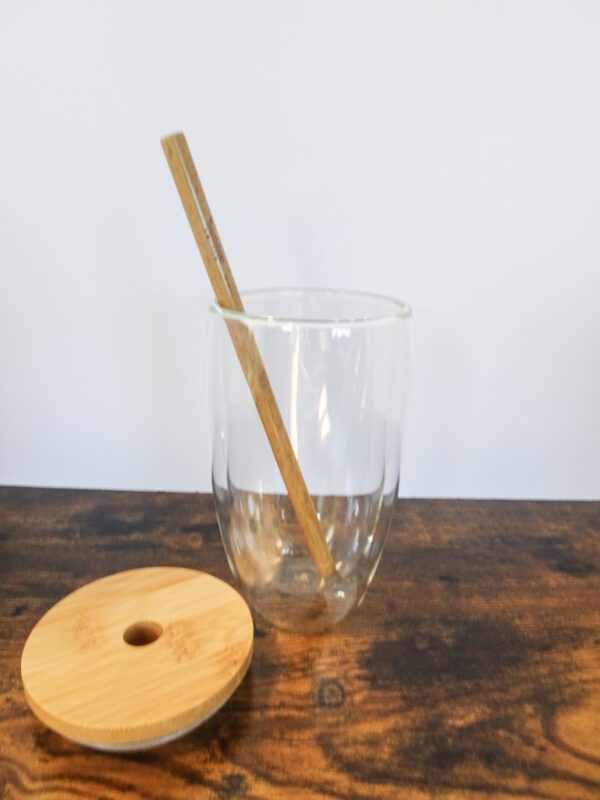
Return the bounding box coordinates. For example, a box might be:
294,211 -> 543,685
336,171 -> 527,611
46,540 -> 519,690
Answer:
1,488 -> 599,799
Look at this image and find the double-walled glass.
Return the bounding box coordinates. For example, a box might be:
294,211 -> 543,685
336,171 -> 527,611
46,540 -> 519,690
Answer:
209,288 -> 410,632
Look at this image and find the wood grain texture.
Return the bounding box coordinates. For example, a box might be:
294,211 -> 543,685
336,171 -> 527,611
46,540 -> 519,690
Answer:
1,487 -> 599,799
21,567 -> 253,749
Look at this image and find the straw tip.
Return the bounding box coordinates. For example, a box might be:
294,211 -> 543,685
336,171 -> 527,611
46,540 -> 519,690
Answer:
160,131 -> 185,146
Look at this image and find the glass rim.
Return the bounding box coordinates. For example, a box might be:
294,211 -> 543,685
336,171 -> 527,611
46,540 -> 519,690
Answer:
209,287 -> 412,328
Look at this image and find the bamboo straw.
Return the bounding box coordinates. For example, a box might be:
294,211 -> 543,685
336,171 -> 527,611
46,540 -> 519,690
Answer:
161,132 -> 335,579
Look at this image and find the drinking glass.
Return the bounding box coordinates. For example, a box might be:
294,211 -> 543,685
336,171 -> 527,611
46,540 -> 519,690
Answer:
209,288 -> 411,632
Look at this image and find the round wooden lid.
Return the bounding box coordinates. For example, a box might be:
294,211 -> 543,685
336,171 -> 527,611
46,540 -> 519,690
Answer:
21,567 -> 254,751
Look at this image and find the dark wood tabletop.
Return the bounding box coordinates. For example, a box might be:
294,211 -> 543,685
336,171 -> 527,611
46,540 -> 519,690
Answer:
1,488 -> 599,799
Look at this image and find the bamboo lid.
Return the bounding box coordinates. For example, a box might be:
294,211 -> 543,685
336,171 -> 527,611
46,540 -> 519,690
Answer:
21,567 -> 254,751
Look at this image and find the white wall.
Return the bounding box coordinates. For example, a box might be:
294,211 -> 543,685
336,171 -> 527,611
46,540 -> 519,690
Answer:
1,0 -> 599,499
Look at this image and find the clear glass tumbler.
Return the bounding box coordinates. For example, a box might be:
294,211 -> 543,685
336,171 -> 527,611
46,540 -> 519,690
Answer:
209,288 -> 411,632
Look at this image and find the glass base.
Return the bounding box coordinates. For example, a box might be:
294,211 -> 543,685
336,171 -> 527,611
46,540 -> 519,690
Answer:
245,558 -> 360,633
214,486 -> 397,633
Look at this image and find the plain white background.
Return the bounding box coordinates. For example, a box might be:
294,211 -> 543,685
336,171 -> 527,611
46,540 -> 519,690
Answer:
0,1 -> 598,498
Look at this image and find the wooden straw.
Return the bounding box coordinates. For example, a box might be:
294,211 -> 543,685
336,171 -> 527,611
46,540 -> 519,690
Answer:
161,132 -> 335,579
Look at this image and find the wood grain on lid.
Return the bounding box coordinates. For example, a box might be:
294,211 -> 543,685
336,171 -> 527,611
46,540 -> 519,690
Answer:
21,567 -> 254,749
